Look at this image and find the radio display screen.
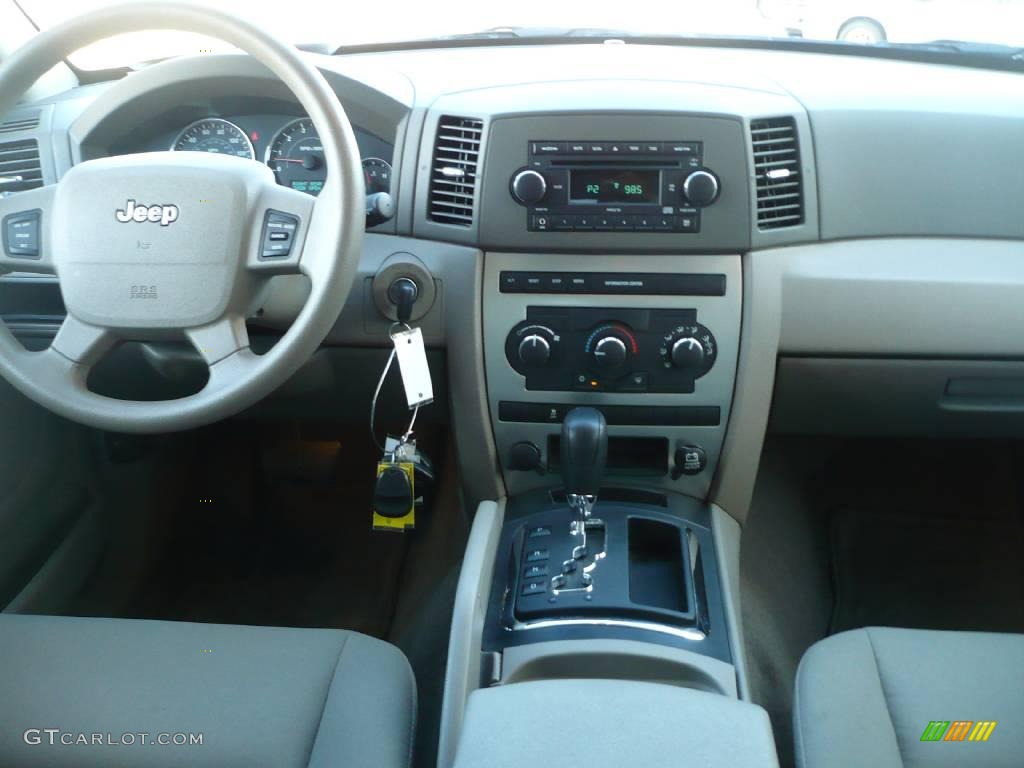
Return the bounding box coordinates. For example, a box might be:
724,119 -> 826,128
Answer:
569,169 -> 660,204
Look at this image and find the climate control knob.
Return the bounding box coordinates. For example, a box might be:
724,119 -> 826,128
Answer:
510,169 -> 548,205
661,323 -> 717,379
592,336 -> 628,372
670,337 -> 705,370
683,170 -> 720,207
517,334 -> 551,368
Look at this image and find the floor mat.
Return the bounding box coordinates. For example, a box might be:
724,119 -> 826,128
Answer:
133,430 -> 410,636
831,507 -> 1024,634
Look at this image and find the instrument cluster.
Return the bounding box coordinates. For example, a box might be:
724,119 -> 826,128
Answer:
164,115 -> 393,198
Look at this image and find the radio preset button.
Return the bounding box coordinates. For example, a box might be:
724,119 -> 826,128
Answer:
666,142 -> 699,155
585,143 -> 608,154
532,142 -> 565,154
544,274 -> 567,291
676,215 -> 700,233
566,275 -> 589,291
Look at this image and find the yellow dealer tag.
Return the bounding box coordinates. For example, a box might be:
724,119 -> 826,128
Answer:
373,461 -> 416,532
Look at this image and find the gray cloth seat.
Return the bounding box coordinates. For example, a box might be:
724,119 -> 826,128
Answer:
0,614 -> 415,768
794,627 -> 1024,768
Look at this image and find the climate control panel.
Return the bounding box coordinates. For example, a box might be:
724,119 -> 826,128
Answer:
505,306 -> 717,394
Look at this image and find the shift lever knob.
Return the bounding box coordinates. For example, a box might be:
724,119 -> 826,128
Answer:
560,407 -> 608,497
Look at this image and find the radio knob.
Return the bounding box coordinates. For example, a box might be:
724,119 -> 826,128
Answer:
510,169 -> 548,205
517,334 -> 551,367
670,336 -> 706,370
683,170 -> 720,207
592,336 -> 628,372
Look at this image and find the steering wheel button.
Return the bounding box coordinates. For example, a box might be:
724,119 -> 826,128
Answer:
3,210 -> 41,259
260,210 -> 299,259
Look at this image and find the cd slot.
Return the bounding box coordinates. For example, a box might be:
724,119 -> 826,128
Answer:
548,159 -> 682,168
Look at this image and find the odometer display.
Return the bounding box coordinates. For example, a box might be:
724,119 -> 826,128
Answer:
171,118 -> 254,159
265,118 -> 326,196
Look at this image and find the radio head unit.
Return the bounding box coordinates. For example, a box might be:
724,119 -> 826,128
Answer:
509,141 -> 721,234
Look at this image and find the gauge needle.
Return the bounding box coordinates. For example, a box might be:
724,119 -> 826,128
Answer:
274,158 -> 303,164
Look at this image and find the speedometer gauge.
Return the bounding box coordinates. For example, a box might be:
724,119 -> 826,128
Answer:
171,118 -> 254,159
265,118 -> 325,196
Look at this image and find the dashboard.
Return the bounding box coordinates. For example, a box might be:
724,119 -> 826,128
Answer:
3,43 -> 1024,517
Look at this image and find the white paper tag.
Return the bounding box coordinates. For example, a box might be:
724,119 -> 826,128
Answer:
392,327 -> 434,409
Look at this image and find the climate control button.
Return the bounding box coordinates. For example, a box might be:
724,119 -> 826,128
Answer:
661,323 -> 717,378
592,335 -> 628,372
507,322 -> 560,375
670,336 -> 705,369
518,334 -> 552,368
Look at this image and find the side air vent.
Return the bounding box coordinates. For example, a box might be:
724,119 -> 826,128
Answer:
428,115 -> 483,227
0,139 -> 43,193
0,110 -> 41,135
752,117 -> 803,230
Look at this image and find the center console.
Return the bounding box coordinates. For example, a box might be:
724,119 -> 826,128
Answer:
439,107 -> 774,768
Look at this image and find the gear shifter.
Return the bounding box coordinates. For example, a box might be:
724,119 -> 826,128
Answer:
554,407 -> 607,591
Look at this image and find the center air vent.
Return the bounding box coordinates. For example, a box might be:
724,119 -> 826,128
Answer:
751,117 -> 803,230
0,110 -> 41,135
0,140 -> 43,193
428,115 -> 483,227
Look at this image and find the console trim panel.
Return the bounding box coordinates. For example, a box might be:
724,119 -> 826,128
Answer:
484,253 -> 741,499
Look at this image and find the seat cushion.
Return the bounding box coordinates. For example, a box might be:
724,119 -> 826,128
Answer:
794,627 -> 1024,768
0,614 -> 415,768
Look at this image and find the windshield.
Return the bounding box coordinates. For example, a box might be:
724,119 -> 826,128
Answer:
16,0 -> 1024,69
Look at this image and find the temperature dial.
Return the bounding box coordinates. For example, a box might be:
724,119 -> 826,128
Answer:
585,324 -> 639,376
592,336 -> 628,372
661,323 -> 717,378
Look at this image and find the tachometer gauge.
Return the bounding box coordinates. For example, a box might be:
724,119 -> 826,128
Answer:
362,157 -> 392,194
171,118 -> 254,159
265,118 -> 325,196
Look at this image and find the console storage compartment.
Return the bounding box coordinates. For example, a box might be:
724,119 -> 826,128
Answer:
452,678 -> 779,768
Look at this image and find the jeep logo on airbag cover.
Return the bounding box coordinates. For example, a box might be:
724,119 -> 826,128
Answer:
115,200 -> 179,226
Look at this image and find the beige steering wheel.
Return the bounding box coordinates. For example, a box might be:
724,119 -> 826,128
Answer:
0,1 -> 364,432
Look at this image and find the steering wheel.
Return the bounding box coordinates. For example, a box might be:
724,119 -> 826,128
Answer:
0,2 -> 364,433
